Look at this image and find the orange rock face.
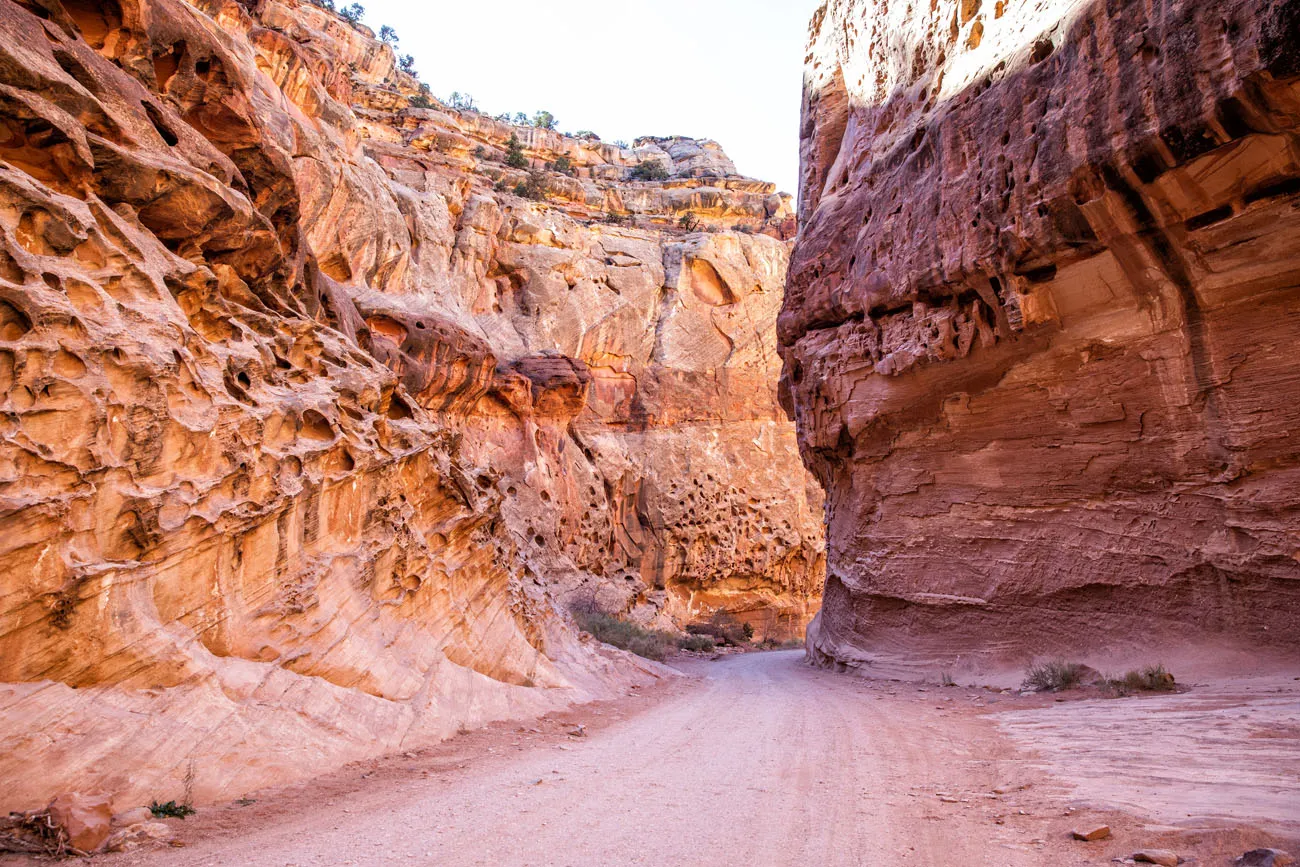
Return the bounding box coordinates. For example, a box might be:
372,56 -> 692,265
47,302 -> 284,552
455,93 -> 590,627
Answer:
783,0 -> 1300,665
0,0 -> 821,809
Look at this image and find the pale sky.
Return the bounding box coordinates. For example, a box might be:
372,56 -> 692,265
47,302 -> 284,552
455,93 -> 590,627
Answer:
353,0 -> 825,195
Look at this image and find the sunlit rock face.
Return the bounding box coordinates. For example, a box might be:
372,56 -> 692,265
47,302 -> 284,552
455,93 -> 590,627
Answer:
0,0 -> 822,809
783,0 -> 1300,666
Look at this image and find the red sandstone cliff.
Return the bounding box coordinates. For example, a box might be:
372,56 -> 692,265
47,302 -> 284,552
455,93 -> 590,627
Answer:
783,0 -> 1300,666
0,0 -> 822,810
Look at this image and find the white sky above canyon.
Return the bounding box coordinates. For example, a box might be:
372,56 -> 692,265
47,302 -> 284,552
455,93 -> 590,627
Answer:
354,0 -> 824,195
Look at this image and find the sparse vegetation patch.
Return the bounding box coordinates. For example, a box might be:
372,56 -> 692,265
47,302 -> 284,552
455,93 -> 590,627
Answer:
678,634 -> 717,653
1103,664 -> 1177,696
687,610 -> 754,647
630,161 -> 669,181
1022,659 -> 1088,692
573,610 -> 678,661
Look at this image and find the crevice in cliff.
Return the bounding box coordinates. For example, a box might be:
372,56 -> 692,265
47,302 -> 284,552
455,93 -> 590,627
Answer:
1096,163 -> 1237,476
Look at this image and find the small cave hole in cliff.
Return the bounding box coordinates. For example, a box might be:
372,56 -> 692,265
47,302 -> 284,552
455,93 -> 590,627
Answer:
387,393 -> 415,421
153,42 -> 186,91
0,299 -> 33,340
62,0 -> 122,53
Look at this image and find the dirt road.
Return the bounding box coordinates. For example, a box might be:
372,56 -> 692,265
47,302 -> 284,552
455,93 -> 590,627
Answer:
85,651 -> 1297,867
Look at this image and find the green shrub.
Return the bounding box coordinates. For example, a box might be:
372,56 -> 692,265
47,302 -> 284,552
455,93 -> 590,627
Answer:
408,94 -> 432,109
338,3 -> 363,24
630,161 -> 669,181
678,212 -> 700,232
552,156 -> 574,176
573,611 -> 677,661
1022,659 -> 1088,692
149,801 -> 196,819
505,134 -> 528,169
532,110 -> 557,131
378,25 -> 397,44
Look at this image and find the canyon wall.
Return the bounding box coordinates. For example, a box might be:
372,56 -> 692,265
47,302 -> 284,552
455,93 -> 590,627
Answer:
0,0 -> 821,810
784,0 -> 1300,666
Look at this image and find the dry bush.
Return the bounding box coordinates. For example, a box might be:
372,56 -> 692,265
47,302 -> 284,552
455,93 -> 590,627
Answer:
569,596 -> 679,661
0,810 -> 74,857
1022,659 -> 1088,692
1104,664 -> 1177,696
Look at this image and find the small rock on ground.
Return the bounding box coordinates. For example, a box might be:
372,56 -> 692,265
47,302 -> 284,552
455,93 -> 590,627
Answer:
1236,849 -> 1295,867
1072,825 -> 1111,841
1133,850 -> 1180,866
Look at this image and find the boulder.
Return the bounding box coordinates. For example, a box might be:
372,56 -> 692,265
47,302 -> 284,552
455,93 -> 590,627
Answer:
46,793 -> 112,854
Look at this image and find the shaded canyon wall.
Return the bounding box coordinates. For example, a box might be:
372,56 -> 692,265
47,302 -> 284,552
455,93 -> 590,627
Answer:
783,0 -> 1300,666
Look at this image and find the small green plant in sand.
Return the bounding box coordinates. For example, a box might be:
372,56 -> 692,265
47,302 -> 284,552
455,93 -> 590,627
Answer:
149,801 -> 196,819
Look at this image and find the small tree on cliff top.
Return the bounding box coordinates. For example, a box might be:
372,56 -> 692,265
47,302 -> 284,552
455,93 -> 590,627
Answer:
339,3 -> 364,24
532,110 -> 558,131
379,25 -> 398,44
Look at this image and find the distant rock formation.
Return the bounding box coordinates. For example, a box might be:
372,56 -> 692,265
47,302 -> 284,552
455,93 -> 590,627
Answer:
0,0 -> 822,810
782,0 -> 1300,666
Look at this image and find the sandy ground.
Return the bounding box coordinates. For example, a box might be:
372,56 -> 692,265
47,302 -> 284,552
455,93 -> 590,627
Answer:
6,650 -> 1298,866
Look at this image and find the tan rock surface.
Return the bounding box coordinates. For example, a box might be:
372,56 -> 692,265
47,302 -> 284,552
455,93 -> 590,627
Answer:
0,0 -> 820,811
782,0 -> 1300,665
